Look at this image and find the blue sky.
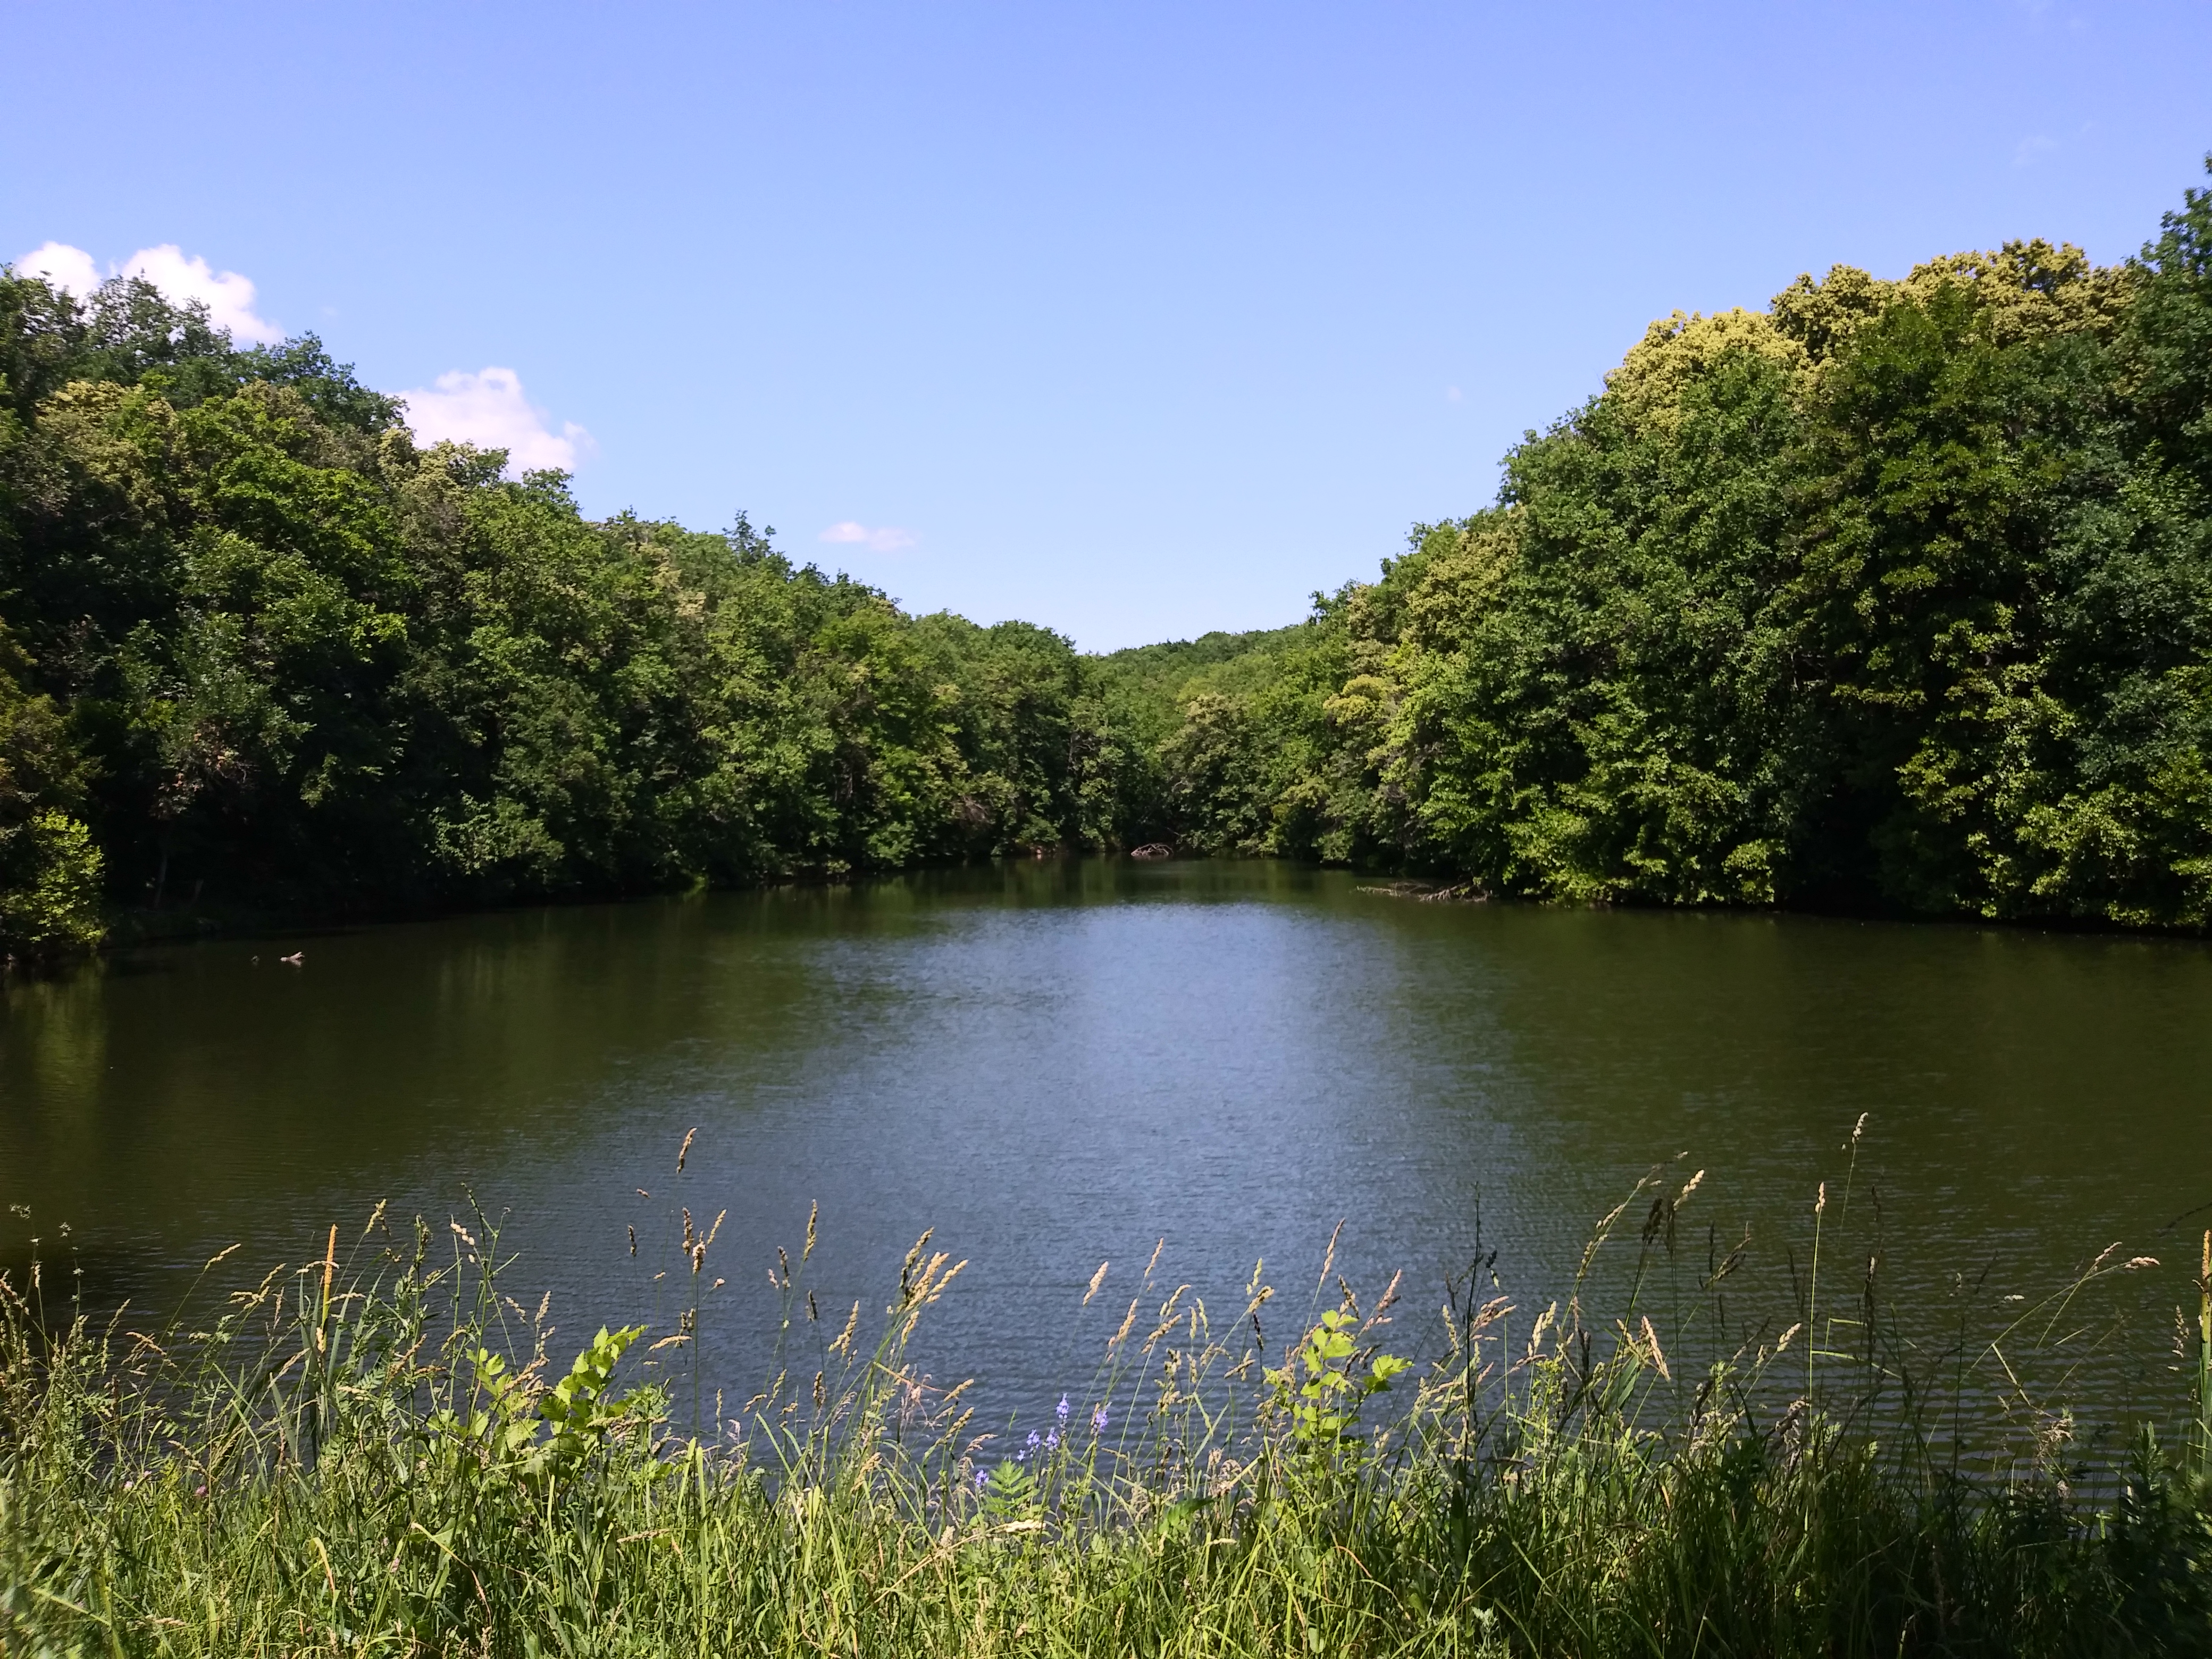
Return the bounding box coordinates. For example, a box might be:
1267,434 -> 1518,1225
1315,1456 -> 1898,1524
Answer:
5,2 -> 2210,650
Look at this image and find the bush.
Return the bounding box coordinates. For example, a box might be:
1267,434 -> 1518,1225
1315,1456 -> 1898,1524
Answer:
0,630 -> 101,960
0,808 -> 103,960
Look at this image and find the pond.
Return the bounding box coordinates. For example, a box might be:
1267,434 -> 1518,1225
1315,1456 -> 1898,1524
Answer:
5,859 -> 2208,1430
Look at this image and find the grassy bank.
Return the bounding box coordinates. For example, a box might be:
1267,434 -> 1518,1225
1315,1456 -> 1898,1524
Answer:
4,1143 -> 2210,1657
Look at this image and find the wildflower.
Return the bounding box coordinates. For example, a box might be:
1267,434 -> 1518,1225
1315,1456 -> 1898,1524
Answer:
974,1467 -> 987,1491
1093,1405 -> 1109,1432
1027,1430 -> 1042,1450
1057,1394 -> 1070,1425
1045,1429 -> 1060,1451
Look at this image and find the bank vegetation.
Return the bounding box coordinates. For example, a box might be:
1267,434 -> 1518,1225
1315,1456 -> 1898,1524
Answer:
10,166 -> 2212,956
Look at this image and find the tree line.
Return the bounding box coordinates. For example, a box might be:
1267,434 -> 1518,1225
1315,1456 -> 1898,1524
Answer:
5,164 -> 2212,955
1135,165 -> 2212,930
0,279 -> 1171,957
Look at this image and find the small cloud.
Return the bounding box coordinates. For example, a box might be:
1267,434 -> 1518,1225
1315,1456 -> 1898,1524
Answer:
2014,134 -> 2058,167
11,241 -> 283,342
395,367 -> 594,474
819,521 -> 918,554
1446,385 -> 1463,403
16,241 -> 102,296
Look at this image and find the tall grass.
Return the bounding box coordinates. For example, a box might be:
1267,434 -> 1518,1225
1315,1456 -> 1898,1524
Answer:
3,1133 -> 2210,1657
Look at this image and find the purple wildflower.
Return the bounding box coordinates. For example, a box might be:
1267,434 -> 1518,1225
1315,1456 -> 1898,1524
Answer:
974,1467 -> 988,1491
1027,1430 -> 1042,1451
1057,1394 -> 1071,1425
1045,1429 -> 1060,1451
1092,1405 -> 1109,1432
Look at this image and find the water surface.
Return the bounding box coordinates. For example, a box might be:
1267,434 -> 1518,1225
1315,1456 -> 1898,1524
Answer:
5,860 -> 2207,1425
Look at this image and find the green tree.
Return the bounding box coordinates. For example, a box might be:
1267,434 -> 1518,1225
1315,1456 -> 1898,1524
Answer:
0,629 -> 101,958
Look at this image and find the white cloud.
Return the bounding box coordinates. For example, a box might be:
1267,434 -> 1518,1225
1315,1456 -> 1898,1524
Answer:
395,367 -> 594,474
17,241 -> 101,296
120,245 -> 282,342
11,240 -> 283,342
819,521 -> 918,554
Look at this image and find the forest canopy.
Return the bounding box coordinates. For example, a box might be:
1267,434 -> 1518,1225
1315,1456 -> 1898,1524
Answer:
1108,166 -> 2212,931
0,276 -> 1161,957
6,163 -> 2212,955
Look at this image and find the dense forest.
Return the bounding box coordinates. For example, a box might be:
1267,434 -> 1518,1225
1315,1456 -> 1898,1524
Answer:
5,166 -> 2212,956
0,281 -> 1177,958
1128,166 -> 2212,928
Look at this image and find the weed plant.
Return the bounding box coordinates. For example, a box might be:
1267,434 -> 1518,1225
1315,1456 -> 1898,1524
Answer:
3,1126 -> 2210,1657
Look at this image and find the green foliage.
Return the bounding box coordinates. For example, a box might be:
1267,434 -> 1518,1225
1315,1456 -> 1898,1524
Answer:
0,810 -> 103,960
1268,1306 -> 1412,1454
16,167 -> 2212,931
3,1150 -> 2208,1656
533,1323 -> 649,1471
1136,162 -> 2212,926
440,1324 -> 651,1483
0,629 -> 100,958
0,269 -> 1161,926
